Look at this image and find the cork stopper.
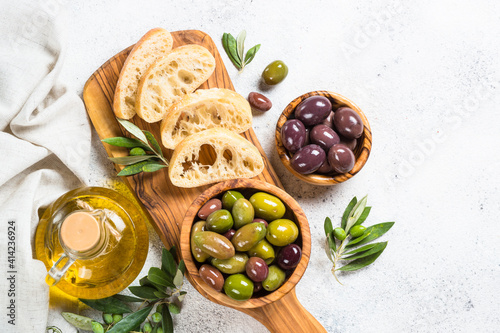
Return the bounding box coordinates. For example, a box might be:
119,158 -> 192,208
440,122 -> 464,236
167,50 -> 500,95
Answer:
60,211 -> 100,252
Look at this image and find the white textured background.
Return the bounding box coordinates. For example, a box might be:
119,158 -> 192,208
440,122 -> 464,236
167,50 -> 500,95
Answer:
56,0 -> 500,332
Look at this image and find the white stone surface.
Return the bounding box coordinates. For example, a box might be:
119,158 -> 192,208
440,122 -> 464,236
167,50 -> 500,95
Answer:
55,0 -> 500,331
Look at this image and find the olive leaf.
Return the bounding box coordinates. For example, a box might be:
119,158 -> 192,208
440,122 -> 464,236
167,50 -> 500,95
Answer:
343,242 -> 387,261
117,118 -> 148,143
324,217 -> 334,236
222,33 -> 241,68
173,269 -> 184,288
79,297 -> 131,314
117,160 -> 164,176
108,155 -> 156,165
161,248 -> 177,277
345,195 -> 367,233
178,290 -> 187,302
346,222 -> 395,248
178,259 -> 186,275
353,206 -> 371,226
341,197 -> 357,229
236,30 -> 246,63
148,267 -> 176,289
144,130 -> 164,158
337,246 -> 387,272
112,294 -> 144,303
142,163 -> 167,172
107,306 -> 153,333
102,137 -> 151,151
346,229 -> 372,247
128,286 -> 159,300
244,44 -> 260,65
162,305 -> 174,333
154,290 -> 168,299
61,312 -> 94,331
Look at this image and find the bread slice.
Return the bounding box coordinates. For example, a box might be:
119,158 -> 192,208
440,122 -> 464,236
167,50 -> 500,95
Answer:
113,28 -> 173,119
160,88 -> 252,149
136,45 -> 216,123
169,128 -> 264,187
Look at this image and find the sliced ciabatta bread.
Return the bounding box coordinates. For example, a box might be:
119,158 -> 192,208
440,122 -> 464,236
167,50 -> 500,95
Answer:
113,28 -> 173,119
136,45 -> 216,123
169,128 -> 264,187
160,88 -> 252,149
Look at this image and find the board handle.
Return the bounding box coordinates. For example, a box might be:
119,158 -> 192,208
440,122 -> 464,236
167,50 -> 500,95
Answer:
240,288 -> 326,333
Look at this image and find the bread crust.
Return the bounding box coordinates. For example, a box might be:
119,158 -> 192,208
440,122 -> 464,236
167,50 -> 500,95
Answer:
113,28 -> 173,119
169,128 -> 264,187
135,45 -> 216,123
160,88 -> 252,149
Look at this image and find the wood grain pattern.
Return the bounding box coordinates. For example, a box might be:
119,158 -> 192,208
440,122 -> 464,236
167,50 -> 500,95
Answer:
83,30 -> 325,332
275,90 -> 372,185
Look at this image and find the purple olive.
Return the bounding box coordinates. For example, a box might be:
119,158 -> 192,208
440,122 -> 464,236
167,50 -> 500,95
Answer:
253,281 -> 262,293
295,96 -> 332,126
339,135 -> 357,151
198,199 -> 222,220
281,119 -> 306,153
310,125 -> 340,151
223,229 -> 236,240
321,111 -> 335,128
328,144 -> 355,173
290,144 -> 326,174
277,244 -> 302,270
316,159 -> 333,174
246,257 -> 269,282
333,107 -> 363,139
248,92 -> 272,112
199,264 -> 224,292
253,218 -> 268,228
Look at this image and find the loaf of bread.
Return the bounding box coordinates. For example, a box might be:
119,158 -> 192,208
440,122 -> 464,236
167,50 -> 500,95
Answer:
160,88 -> 252,149
136,45 -> 216,123
113,28 -> 173,119
169,128 -> 264,187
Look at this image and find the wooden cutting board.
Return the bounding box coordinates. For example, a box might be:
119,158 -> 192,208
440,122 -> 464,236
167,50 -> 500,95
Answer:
83,30 -> 325,332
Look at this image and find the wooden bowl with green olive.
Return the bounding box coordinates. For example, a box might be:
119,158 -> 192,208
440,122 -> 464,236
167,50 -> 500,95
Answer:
180,178 -> 326,332
276,90 -> 372,185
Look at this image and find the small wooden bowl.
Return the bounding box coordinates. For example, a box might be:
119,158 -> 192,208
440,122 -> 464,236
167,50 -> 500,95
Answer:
180,178 -> 310,309
276,90 -> 372,185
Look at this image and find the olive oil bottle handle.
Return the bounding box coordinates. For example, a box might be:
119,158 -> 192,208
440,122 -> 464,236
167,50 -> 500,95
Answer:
46,253 -> 75,286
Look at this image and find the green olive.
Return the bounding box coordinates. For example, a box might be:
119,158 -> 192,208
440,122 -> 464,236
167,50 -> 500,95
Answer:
194,231 -> 235,259
266,219 -> 299,246
222,190 -> 244,210
231,223 -> 267,251
91,322 -> 104,333
191,221 -> 210,263
223,274 -> 254,301
206,209 -> 233,233
232,198 -> 255,229
102,313 -> 113,324
211,253 -> 249,274
248,239 -> 275,265
143,322 -> 153,333
262,265 -> 286,292
249,192 -> 286,221
333,227 -> 346,241
350,225 -> 366,238
112,314 -> 122,323
151,312 -> 162,323
262,60 -> 288,85
129,147 -> 146,156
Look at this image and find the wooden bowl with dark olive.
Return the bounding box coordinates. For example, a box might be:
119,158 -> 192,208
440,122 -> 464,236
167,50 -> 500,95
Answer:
276,90 -> 372,185
180,178 -> 326,332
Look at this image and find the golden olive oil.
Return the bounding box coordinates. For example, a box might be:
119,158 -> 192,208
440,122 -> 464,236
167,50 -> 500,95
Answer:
35,187 -> 149,299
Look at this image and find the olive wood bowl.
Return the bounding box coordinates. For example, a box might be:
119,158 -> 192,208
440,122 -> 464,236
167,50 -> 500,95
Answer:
180,178 -> 326,332
276,90 -> 372,185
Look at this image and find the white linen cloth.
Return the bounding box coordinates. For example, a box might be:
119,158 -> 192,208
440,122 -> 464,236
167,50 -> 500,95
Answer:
0,1 -> 90,332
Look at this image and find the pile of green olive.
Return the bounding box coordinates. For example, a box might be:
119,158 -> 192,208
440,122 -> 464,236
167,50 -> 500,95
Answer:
191,190 -> 302,301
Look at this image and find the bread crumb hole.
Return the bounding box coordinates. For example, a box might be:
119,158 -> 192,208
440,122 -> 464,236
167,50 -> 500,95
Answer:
169,61 -> 179,68
223,149 -> 233,163
178,70 -> 194,84
125,96 -> 135,107
199,144 -> 217,166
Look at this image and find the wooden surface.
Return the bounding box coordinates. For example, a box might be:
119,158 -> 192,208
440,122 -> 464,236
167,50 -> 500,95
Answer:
276,90 -> 372,185
83,30 -> 325,332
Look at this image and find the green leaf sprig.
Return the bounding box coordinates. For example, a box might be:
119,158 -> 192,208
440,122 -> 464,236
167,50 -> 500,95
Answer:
222,30 -> 261,71
102,118 -> 169,177
62,247 -> 186,333
324,195 -> 395,284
